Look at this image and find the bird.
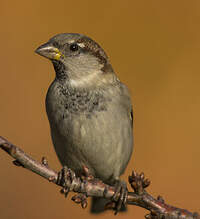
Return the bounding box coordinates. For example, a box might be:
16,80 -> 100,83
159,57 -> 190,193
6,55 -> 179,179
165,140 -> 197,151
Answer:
35,33 -> 133,213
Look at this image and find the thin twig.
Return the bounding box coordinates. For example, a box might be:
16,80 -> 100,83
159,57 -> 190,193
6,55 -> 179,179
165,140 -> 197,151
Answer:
0,136 -> 199,219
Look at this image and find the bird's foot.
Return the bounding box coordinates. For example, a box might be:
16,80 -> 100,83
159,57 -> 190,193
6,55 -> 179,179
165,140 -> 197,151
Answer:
57,166 -> 77,197
57,166 -> 88,208
71,193 -> 88,209
112,180 -> 128,215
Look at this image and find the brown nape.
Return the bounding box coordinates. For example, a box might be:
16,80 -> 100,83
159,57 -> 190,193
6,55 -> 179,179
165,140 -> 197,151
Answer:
77,36 -> 114,74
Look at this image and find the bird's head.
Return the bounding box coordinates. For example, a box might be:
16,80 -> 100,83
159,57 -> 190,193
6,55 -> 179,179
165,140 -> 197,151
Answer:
35,33 -> 114,87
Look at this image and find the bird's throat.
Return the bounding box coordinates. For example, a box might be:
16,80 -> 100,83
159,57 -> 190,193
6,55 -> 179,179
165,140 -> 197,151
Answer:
52,60 -> 68,81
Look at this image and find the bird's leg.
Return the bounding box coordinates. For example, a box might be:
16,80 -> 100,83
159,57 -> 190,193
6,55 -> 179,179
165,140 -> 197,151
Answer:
112,180 -> 128,215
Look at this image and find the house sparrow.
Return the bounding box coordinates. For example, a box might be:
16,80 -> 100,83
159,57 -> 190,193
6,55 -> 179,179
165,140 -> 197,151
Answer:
35,33 -> 133,213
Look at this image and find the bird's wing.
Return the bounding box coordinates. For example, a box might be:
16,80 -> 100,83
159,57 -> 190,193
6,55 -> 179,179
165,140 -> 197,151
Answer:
118,82 -> 133,128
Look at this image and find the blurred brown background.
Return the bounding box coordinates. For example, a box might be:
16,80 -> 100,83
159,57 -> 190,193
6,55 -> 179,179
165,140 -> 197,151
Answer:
0,0 -> 200,218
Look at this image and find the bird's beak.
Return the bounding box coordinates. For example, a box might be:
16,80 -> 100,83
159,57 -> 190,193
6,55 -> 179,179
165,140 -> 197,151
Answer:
35,43 -> 62,60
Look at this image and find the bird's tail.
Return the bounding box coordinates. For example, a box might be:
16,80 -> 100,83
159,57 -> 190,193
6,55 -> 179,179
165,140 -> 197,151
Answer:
90,197 -> 109,213
90,197 -> 127,214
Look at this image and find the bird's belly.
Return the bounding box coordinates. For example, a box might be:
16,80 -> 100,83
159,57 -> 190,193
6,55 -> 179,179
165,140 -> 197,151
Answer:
49,110 -> 133,184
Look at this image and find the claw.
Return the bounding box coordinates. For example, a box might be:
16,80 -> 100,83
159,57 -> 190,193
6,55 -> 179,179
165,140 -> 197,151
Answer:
72,194 -> 88,209
81,200 -> 87,209
60,187 -> 69,198
57,166 -> 90,209
57,166 -> 75,187
57,166 -> 77,193
112,180 -> 128,215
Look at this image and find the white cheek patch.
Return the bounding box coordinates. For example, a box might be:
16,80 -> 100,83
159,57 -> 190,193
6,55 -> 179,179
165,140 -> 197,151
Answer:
77,43 -> 85,48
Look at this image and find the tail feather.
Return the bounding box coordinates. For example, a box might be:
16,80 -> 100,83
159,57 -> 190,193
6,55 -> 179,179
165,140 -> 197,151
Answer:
91,197 -> 109,214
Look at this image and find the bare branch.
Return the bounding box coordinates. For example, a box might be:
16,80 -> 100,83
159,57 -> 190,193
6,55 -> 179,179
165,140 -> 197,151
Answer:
0,136 -> 199,219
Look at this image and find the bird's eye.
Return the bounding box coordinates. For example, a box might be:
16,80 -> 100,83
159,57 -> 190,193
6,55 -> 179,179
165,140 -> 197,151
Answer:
69,43 -> 79,51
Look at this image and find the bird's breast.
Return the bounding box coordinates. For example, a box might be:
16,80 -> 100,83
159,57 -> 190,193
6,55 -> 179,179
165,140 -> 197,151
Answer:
45,80 -> 133,183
